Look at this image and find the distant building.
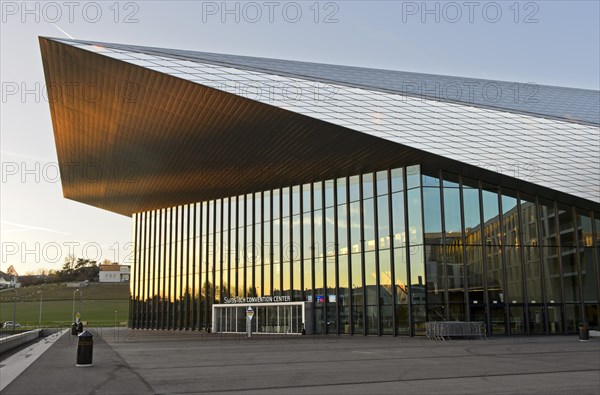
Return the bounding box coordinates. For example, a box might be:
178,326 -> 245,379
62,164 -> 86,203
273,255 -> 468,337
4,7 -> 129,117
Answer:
99,264 -> 130,283
67,280 -> 89,288
0,271 -> 20,289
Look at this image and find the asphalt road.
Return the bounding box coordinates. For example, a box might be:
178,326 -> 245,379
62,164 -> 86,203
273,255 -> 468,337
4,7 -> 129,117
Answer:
3,329 -> 599,394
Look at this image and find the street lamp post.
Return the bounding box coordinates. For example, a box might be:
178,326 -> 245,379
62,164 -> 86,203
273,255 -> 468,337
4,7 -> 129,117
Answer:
72,289 -> 79,323
38,291 -> 43,327
12,288 -> 18,334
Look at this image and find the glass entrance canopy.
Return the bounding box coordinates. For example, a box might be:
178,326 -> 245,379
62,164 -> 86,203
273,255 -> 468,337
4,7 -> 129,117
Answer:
212,302 -> 307,335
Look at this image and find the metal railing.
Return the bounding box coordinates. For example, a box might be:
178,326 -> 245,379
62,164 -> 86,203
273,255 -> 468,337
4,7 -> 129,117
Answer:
426,321 -> 486,340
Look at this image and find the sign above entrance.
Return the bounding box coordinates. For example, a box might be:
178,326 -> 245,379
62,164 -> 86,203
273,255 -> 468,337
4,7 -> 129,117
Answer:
223,296 -> 291,304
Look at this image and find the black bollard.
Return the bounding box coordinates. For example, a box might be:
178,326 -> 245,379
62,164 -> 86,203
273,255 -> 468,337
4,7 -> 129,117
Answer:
76,330 -> 94,367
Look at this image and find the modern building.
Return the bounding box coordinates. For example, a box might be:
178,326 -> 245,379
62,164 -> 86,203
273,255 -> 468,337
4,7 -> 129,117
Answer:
40,37 -> 600,336
99,264 -> 131,283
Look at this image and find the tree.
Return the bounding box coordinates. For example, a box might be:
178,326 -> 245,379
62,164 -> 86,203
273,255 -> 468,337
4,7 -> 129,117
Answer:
6,265 -> 18,276
63,255 -> 76,271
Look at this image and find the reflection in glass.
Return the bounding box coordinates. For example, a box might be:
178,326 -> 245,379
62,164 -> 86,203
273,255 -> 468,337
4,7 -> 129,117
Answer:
407,188 -> 423,246
350,201 -> 361,253
363,173 -> 374,200
394,248 -> 409,334
349,175 -> 360,202
364,198 -> 376,251
463,182 -> 481,245
376,170 -> 388,196
578,214 -> 598,303
391,168 -> 403,193
378,195 -> 390,250
325,180 -> 334,208
351,251 -> 364,334
392,192 -> 405,248
425,244 -> 445,305
410,245 -> 426,334
559,207 -> 579,302
338,203 -> 348,255
292,214 -> 301,299
505,246 -> 523,303
423,185 -> 442,244
339,253 -> 350,312
444,184 -> 461,236
130,165 -> 594,337
406,165 -> 420,189
337,177 -> 347,205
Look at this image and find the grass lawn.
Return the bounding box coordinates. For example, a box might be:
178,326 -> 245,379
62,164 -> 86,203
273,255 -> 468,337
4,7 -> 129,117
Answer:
0,282 -> 130,303
0,299 -> 129,328
0,283 -> 129,328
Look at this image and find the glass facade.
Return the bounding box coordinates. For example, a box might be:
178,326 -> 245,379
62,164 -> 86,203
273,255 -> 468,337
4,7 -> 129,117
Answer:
131,166 -> 600,335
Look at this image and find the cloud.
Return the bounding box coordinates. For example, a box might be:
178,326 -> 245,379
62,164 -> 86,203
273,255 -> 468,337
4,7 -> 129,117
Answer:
1,221 -> 72,235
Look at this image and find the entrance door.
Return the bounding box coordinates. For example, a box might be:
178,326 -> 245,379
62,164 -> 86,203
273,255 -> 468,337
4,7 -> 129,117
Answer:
509,305 -> 525,335
547,305 -> 564,334
528,305 -> 545,335
470,304 -> 488,336
213,303 -> 305,334
490,305 -> 507,335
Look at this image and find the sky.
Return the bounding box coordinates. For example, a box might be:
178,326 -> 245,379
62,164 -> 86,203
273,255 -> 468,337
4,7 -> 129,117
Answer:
1,0 -> 599,275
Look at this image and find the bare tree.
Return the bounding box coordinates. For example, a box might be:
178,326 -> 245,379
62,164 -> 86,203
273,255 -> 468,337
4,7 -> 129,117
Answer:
6,265 -> 18,276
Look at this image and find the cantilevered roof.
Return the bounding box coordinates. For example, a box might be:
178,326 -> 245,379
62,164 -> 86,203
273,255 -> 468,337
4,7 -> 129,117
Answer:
53,38 -> 600,126
39,37 -> 600,216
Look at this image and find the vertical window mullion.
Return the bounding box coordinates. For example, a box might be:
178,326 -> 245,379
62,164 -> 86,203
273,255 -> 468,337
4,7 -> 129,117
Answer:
346,177 -> 353,335
191,205 -> 196,330
572,206 -> 585,322
497,191 -> 511,335
132,214 -> 139,328
387,170 -> 397,336
516,194 -> 530,334
439,172 -> 450,321
478,182 -> 490,335
554,201 -> 567,333
403,169 -> 414,336
373,172 -> 381,335
333,179 -> 340,335
458,177 -> 470,322
156,210 -> 161,329
359,174 -> 366,335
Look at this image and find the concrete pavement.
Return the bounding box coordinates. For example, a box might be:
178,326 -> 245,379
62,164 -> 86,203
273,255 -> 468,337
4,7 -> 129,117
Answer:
2,329 -> 599,394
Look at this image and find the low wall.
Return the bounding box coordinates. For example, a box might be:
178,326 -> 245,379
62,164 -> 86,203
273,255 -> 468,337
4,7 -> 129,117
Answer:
0,329 -> 42,354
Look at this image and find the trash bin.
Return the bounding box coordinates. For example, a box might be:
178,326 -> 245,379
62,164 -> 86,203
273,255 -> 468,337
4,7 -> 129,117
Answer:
76,330 -> 93,367
578,322 -> 590,341
71,323 -> 78,335
77,321 -> 83,334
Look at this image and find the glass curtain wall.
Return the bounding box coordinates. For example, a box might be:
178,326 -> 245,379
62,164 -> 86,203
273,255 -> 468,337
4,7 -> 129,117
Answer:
130,167 -> 599,335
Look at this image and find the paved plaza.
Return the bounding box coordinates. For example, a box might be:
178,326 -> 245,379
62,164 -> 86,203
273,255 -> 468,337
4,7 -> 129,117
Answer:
2,329 -> 599,394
